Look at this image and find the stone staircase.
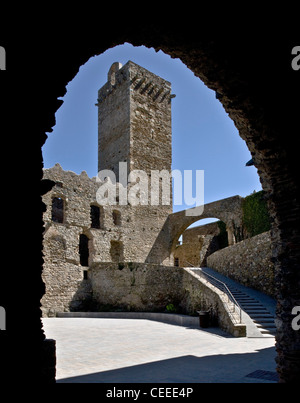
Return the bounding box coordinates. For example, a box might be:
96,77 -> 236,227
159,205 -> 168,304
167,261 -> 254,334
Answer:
228,288 -> 276,336
190,267 -> 276,338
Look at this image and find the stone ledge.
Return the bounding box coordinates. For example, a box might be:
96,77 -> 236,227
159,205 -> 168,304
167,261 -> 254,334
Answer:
56,311 -> 200,328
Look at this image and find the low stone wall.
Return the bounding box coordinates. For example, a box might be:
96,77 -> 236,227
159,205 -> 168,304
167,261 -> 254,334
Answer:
182,268 -> 245,337
90,262 -> 184,313
207,231 -> 274,297
89,262 -> 246,336
42,260 -> 246,336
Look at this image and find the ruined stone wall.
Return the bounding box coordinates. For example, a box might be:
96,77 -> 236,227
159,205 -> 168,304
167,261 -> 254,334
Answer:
90,262 -> 183,312
173,222 -> 221,267
41,163 -> 173,315
89,263 -> 245,336
207,231 -> 274,297
7,25 -> 298,383
182,222 -> 221,243
173,237 -> 204,267
41,61 -> 176,316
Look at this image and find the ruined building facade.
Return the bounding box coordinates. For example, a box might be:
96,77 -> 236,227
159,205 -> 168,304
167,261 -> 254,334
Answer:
42,61 -> 175,315
41,61 -> 271,319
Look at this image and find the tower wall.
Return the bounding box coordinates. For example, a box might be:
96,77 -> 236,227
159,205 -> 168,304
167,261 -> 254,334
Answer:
97,61 -> 173,183
97,62 -> 131,178
42,61 -> 175,316
128,61 -> 172,175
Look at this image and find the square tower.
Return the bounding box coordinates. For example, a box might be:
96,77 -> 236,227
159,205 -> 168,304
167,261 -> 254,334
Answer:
96,61 -> 173,181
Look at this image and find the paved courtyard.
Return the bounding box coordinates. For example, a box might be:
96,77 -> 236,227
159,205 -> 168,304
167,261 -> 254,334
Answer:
42,317 -> 277,383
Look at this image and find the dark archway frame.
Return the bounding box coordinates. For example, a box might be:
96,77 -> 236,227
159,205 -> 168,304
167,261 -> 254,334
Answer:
2,24 -> 299,384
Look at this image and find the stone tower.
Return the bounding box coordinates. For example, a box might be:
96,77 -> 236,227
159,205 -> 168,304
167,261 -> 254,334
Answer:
96,61 -> 173,182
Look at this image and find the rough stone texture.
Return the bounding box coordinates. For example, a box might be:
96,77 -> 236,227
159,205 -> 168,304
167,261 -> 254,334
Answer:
41,163 -> 173,315
173,222 -> 221,267
207,231 -> 275,297
41,64 -> 247,318
147,195 -> 244,264
89,263 -> 246,337
182,268 -> 246,337
41,62 -> 174,315
98,60 -> 172,180
3,21 -> 299,382
90,262 -> 183,313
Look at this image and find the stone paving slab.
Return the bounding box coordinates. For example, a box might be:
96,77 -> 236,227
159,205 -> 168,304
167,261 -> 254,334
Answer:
42,317 -> 276,383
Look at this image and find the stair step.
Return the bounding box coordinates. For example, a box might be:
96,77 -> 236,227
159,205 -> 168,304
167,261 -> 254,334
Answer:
257,324 -> 276,328
253,319 -> 275,326
247,314 -> 271,317
260,329 -> 276,334
195,268 -> 277,337
241,306 -> 265,309
237,299 -> 257,302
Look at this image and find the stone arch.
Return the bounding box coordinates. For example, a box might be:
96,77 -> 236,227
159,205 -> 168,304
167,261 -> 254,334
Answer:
108,62 -> 123,85
172,218 -> 226,268
20,26 -> 298,383
146,196 -> 243,265
169,196 -> 243,251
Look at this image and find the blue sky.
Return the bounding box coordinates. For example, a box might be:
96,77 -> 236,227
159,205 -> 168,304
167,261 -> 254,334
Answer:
42,43 -> 262,220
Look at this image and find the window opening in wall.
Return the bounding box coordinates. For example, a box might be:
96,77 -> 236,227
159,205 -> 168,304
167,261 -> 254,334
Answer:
51,197 -> 64,223
110,240 -> 124,262
90,205 -> 101,229
79,234 -> 89,266
174,257 -> 179,267
83,270 -> 88,280
112,210 -> 121,226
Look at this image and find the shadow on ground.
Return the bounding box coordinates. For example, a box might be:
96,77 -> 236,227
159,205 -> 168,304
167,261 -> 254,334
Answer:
57,346 -> 277,383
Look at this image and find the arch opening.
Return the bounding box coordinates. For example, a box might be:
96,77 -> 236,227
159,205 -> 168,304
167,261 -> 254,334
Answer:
171,217 -> 229,268
38,35 -> 300,383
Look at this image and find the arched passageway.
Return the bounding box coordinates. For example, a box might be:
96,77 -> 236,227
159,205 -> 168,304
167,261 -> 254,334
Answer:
146,195 -> 244,264
4,23 -> 299,383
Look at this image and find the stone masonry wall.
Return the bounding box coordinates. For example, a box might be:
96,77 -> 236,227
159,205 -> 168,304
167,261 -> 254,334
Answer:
173,222 -> 221,267
90,262 -> 183,312
207,231 -> 275,297
89,263 -> 246,337
41,163 -> 173,315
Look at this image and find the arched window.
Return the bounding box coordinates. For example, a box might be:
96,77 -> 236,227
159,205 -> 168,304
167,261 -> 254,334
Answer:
112,210 -> 121,226
79,234 -> 89,266
51,197 -> 64,223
